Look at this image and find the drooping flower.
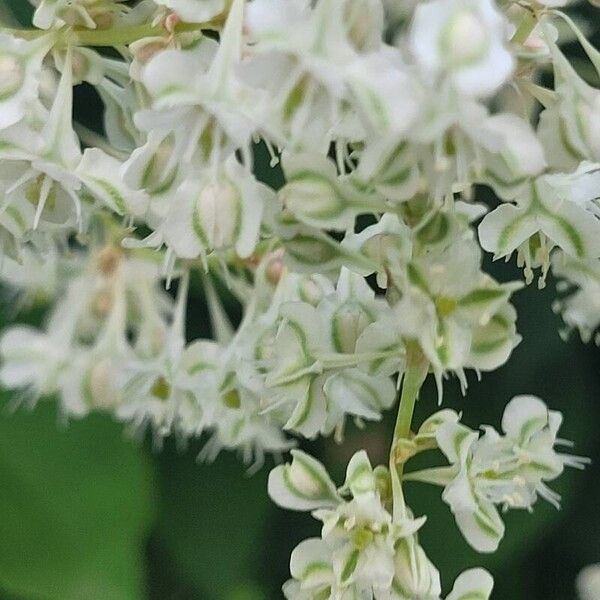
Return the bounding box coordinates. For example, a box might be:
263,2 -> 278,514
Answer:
424,395 -> 588,552
479,164 -> 600,285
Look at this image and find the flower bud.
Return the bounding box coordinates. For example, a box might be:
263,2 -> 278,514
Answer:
442,11 -> 487,66
332,301 -> 373,353
194,180 -> 241,252
0,53 -> 24,100
268,450 -> 340,511
88,358 -> 121,409
280,177 -> 344,226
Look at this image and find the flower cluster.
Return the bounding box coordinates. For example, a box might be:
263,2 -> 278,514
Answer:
405,395 -> 588,552
0,0 -> 597,594
269,449 -> 494,599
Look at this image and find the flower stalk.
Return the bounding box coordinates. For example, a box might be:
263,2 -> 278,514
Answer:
1,20 -> 220,47
390,343 -> 429,521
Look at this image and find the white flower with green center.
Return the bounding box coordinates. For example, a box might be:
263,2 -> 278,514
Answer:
177,339 -> 294,466
475,113 -> 547,201
270,450 -> 494,599
538,31 -> 600,170
342,213 -> 412,288
0,246 -> 173,417
409,0 -> 513,98
345,49 -> 423,139
0,57 -> 147,246
479,165 -> 600,285
0,34 -> 52,130
244,0 -> 359,150
147,155 -> 269,262
262,269 -> 396,438
357,235 -> 521,390
270,450 -> 424,596
423,395 -> 588,552
137,0 -> 259,167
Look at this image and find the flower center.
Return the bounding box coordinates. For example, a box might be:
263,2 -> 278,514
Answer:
151,376 -> 171,401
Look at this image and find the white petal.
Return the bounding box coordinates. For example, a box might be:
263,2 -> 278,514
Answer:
446,568 -> 494,600
267,449 -> 340,511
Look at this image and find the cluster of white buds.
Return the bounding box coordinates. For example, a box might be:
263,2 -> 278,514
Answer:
0,0 -> 597,594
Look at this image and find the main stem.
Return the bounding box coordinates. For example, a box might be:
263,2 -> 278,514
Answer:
2,20 -> 220,47
390,344 -> 428,522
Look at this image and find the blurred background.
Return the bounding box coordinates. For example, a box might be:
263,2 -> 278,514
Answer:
0,1 -> 599,599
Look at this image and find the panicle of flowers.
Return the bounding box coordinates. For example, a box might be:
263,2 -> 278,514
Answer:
0,0 -> 597,594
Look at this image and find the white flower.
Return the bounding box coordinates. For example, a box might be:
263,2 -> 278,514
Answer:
131,155 -> 269,263
270,450 -> 425,597
356,230 -> 521,392
0,59 -> 147,247
0,325 -> 68,401
409,0 -> 514,98
262,269 -> 395,437
0,245 -> 173,417
244,0 -> 360,150
270,450 -> 494,600
0,34 -> 51,130
538,35 -> 600,170
345,48 -> 422,138
431,395 -> 588,552
475,112 -> 547,201
182,339 -> 294,466
479,165 -> 600,285
135,0 -> 259,168
278,152 -> 386,231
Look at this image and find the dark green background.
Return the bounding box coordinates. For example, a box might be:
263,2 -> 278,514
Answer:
0,2 -> 599,598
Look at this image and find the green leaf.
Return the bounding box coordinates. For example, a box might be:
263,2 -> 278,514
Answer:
155,448 -> 272,600
0,399 -> 155,600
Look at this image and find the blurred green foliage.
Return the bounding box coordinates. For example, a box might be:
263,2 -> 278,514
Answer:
0,1 -> 599,599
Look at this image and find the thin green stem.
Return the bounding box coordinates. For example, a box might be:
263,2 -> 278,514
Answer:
510,10 -> 538,46
389,344 -> 429,522
2,19 -> 221,47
